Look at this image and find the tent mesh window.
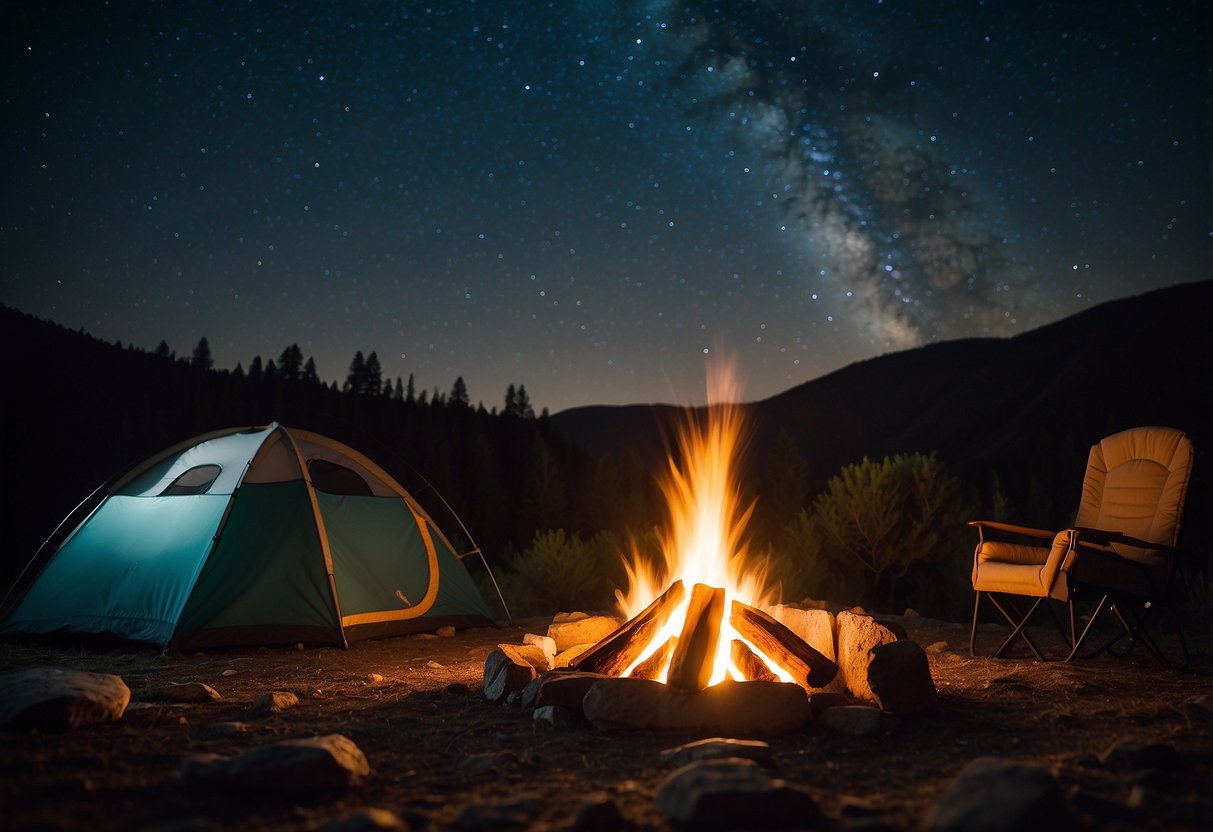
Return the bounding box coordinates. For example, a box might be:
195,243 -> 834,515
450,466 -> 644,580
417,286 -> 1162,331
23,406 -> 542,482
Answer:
161,464 -> 222,496
308,459 -> 373,496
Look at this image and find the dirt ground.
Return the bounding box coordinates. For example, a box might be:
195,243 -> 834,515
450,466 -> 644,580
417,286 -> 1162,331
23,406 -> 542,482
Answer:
1,614 -> 1210,832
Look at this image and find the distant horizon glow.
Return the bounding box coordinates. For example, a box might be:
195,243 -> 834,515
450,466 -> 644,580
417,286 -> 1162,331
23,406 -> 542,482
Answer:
2,2 -> 1207,412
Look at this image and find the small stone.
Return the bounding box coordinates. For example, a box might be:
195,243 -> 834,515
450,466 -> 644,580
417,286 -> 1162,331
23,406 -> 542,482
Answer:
318,807 -> 409,832
221,669 -> 240,677
250,691 -> 299,715
570,796 -> 625,831
180,733 -> 370,792
808,691 -> 854,717
203,721 -> 250,735
547,615 -> 623,651
835,612 -> 899,702
816,705 -> 887,737
457,751 -> 513,778
921,757 -> 1070,832
533,705 -> 573,729
143,682 -> 222,703
654,758 -> 822,827
660,738 -> 773,768
0,667 -> 131,730
366,673 -> 385,685
457,795 -> 541,829
925,641 -> 949,655
293,642 -> 305,651
414,633 -> 439,640
867,640 -> 937,716
1099,738 -> 1184,771
425,661 -> 445,670
436,625 -> 457,637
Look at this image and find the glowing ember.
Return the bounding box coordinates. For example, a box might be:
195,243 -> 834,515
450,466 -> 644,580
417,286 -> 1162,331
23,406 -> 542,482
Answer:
614,360 -> 792,687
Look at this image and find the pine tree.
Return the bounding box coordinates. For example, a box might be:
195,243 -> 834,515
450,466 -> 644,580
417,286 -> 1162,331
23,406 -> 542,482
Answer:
405,373 -> 416,404
451,376 -> 470,407
191,337 -> 213,370
344,351 -> 366,393
248,355 -> 264,384
302,357 -> 319,384
364,351 -> 383,395
278,344 -> 303,381
393,377 -> 404,401
515,384 -> 535,419
154,340 -> 172,360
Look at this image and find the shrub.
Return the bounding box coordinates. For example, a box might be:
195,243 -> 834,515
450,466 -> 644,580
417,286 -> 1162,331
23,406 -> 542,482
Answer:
499,529 -> 626,616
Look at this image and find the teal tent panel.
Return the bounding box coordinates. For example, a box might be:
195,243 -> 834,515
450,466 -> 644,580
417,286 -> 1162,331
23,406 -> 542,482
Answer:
4,495 -> 228,645
173,481 -> 338,645
421,517 -> 494,620
321,495 -> 492,622
321,494 -> 433,617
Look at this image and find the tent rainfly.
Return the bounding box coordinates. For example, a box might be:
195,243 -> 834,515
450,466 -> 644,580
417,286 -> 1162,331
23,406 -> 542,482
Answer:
0,423 -> 503,650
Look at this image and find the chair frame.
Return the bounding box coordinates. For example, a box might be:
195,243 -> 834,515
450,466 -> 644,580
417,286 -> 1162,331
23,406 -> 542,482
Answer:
969,523 -> 1190,669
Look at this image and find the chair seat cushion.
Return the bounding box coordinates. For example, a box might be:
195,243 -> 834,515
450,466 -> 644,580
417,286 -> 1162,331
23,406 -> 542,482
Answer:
1068,546 -> 1160,598
972,534 -> 1071,601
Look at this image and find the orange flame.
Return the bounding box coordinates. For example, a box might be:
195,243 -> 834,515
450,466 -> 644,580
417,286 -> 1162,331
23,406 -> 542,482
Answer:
615,358 -> 790,685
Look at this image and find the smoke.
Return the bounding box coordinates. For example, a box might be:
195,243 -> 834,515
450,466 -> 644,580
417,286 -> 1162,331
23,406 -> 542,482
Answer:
647,1 -> 1034,347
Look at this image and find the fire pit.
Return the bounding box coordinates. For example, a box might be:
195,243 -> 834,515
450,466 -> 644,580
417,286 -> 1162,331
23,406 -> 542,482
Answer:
483,362 -> 934,733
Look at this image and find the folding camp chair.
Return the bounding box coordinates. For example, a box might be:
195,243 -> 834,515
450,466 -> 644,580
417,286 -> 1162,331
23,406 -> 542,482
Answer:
969,426 -> 1194,668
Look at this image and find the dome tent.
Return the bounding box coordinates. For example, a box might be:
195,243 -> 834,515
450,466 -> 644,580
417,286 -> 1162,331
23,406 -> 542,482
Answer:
1,423 -> 502,650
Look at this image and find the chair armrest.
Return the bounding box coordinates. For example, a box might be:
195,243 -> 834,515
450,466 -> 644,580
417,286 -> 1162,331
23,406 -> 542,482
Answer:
1069,527 -> 1182,554
968,520 -> 1056,540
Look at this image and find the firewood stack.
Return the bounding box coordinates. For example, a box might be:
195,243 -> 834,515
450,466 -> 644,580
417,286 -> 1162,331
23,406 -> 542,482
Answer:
571,581 -> 839,693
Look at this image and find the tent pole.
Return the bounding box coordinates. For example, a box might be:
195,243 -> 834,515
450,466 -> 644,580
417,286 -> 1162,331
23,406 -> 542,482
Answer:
281,427 -> 349,649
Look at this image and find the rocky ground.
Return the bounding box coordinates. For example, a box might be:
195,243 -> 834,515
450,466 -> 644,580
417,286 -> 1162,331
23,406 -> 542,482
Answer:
1,613 -> 1210,832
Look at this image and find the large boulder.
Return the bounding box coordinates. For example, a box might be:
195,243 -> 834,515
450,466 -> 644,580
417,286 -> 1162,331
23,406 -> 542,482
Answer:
181,733 -> 371,792
921,757 -> 1071,832
0,667 -> 130,730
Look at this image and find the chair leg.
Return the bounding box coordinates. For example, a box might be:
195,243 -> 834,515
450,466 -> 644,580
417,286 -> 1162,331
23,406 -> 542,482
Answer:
1065,594 -> 1110,662
969,591 -> 982,656
987,594 -> 1048,661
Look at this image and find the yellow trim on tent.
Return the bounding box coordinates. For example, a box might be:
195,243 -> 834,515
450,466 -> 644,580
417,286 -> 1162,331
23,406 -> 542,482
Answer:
340,502 -> 441,626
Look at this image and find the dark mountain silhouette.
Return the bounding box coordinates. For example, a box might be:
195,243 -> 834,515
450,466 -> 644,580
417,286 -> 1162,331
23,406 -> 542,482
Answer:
551,280 -> 1212,537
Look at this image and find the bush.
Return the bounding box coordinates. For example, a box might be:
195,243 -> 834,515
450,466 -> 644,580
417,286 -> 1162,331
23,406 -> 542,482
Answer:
788,452 -> 975,613
499,529 -> 626,616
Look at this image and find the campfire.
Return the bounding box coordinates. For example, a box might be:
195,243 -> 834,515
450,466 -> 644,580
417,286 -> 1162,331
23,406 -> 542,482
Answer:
569,363 -> 836,693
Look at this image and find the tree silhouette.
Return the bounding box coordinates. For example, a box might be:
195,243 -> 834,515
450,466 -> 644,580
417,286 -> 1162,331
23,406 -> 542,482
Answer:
344,351 -> 366,393
451,376 -> 470,407
191,337 -> 213,370
278,344 -> 303,381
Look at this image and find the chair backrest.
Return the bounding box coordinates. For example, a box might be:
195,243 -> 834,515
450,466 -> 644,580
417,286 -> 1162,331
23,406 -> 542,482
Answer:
1074,426 -> 1193,557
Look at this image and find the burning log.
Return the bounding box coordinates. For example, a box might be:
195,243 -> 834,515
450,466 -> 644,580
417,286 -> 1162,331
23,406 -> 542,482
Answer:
730,600 -> 838,690
572,581 -> 686,676
730,640 -> 778,683
631,637 -> 677,681
667,584 -> 727,692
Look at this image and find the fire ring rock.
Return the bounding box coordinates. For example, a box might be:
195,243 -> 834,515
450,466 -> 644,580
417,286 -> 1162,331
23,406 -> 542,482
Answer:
582,678 -> 810,735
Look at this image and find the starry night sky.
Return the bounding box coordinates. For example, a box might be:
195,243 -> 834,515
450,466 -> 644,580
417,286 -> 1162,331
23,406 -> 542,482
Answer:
2,1 -> 1208,412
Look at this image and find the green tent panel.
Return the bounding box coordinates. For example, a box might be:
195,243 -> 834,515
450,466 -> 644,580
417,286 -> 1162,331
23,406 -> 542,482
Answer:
1,423 -> 501,650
